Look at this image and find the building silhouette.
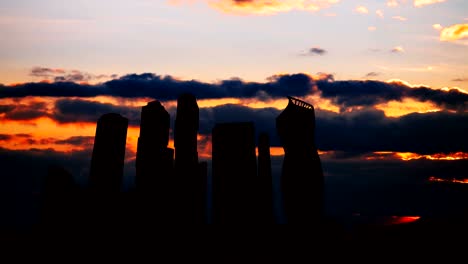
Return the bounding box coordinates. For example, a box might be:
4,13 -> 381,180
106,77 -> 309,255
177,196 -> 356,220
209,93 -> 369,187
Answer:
212,122 -> 260,224
89,113 -> 128,193
136,100 -> 173,192
174,93 -> 205,223
135,100 -> 174,223
276,96 -> 324,224
257,132 -> 275,223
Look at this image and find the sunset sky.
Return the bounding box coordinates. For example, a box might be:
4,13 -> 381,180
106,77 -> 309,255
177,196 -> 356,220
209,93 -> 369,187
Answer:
0,0 -> 467,220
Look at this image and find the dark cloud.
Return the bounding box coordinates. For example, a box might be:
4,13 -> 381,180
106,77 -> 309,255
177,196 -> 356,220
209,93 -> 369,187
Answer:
55,136 -> 94,146
365,72 -> 380,78
2,73 -> 467,111
30,67 -> 114,83
301,47 -> 327,56
310,47 -> 327,55
2,97 -> 465,154
315,109 -> 468,154
0,134 -> 13,141
0,102 -> 49,121
0,105 -> 15,113
197,104 -> 468,154
316,80 -> 468,111
30,67 -> 65,78
53,99 -> 141,125
0,73 -> 315,101
452,78 -> 468,82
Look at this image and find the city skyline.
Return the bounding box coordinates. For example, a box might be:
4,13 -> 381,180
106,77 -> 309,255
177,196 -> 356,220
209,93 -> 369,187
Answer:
0,0 -> 467,232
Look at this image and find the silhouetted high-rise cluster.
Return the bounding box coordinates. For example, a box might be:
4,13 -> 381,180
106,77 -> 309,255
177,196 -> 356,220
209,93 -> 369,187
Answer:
40,95 -> 324,227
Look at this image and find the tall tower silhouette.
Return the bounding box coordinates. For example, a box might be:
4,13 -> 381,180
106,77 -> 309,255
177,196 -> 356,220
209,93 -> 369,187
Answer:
135,100 -> 174,223
212,122 -> 259,224
276,96 -> 324,224
135,100 -> 174,192
89,113 -> 128,193
174,93 -> 205,223
175,93 -> 199,172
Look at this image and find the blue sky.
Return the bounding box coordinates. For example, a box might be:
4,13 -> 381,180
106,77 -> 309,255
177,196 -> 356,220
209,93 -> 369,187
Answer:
0,0 -> 467,90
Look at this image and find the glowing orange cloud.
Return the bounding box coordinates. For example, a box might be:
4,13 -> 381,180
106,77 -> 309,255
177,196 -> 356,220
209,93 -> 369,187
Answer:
386,0 -> 399,7
397,152 -> 468,161
354,6 -> 368,14
206,0 -> 340,15
414,0 -> 446,7
364,152 -> 468,161
429,176 -> 468,184
374,98 -> 441,117
440,24 -> 468,42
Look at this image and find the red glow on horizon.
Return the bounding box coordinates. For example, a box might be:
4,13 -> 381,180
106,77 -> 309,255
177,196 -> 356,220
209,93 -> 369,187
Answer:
428,176 -> 468,184
366,151 -> 468,161
388,216 -> 421,225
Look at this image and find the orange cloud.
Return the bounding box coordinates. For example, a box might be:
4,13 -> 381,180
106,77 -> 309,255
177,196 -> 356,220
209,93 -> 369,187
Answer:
429,176 -> 468,184
374,98 -> 441,117
386,0 -> 399,7
354,6 -> 368,14
440,24 -> 468,42
392,16 -> 407,21
432,23 -> 443,30
414,0 -> 446,7
390,46 -> 405,53
206,0 -> 340,15
376,10 -> 384,19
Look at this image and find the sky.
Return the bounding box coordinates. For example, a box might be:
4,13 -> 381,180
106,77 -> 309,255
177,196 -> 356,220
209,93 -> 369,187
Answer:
0,0 -> 467,228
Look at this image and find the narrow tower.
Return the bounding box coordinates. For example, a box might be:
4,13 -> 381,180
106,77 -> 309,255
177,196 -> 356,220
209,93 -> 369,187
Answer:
89,113 -> 128,193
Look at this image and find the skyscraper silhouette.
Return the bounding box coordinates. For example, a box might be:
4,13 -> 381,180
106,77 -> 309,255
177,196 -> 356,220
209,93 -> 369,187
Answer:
276,96 -> 324,224
136,100 -> 173,192
135,100 -> 174,223
212,122 -> 259,224
89,113 -> 128,193
174,93 -> 204,223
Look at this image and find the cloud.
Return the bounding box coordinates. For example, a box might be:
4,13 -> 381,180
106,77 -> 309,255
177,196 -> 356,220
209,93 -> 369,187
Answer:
0,134 -> 13,141
365,72 -> 380,78
43,94 -> 468,153
29,67 -> 116,83
354,6 -> 368,14
301,47 -> 327,56
55,136 -> 95,147
53,99 -> 141,125
392,16 -> 407,21
440,24 -> 468,42
414,0 -> 446,7
316,79 -> 468,111
30,67 -> 66,78
0,101 -> 49,121
391,46 -> 405,53
452,78 -> 468,82
1,73 -> 317,101
199,0 -> 340,15
433,24 -> 443,30
368,26 -> 377,31
386,0 -> 399,7
196,103 -> 468,154
376,10 -> 384,19
1,73 -> 467,115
